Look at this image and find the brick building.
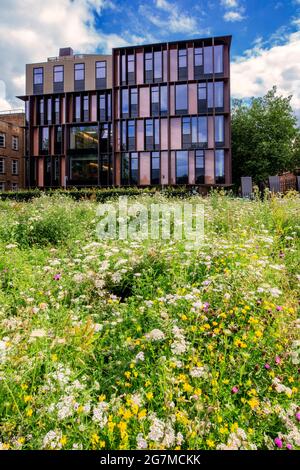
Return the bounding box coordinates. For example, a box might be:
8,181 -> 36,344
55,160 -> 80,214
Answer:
0,111 -> 25,191
18,36 -> 231,188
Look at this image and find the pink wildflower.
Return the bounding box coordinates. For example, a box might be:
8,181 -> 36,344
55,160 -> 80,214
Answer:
53,273 -> 61,281
265,363 -> 271,370
296,412 -> 300,422
231,386 -> 239,394
274,437 -> 283,448
286,444 -> 292,450
275,356 -> 281,365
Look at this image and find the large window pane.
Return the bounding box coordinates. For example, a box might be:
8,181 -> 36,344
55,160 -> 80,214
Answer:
145,52 -> 152,71
121,152 -> 130,185
198,117 -> 207,144
41,127 -> 49,152
154,119 -> 160,147
160,85 -> 168,114
75,63 -> 84,81
69,154 -> 98,184
131,152 -> 138,184
54,65 -> 63,83
96,61 -> 106,79
215,149 -> 225,183
214,45 -> 224,74
214,82 -> 224,108
34,67 -> 43,85
127,55 -> 134,73
192,117 -> 198,145
195,150 -> 205,184
70,126 -> 98,149
175,84 -> 187,113
215,115 -> 224,143
154,51 -> 162,80
178,49 -> 187,68
176,150 -> 188,184
151,151 -> 160,184
204,46 -> 213,74
145,119 -> 153,137
194,47 -> 203,66
75,95 -> 81,121
121,55 -> 126,83
207,82 -> 214,108
122,89 -> 129,117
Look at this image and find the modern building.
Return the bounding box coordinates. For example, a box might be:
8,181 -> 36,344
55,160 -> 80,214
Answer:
18,36 -> 231,188
0,110 -> 25,191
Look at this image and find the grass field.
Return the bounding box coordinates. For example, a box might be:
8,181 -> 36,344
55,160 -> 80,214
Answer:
0,191 -> 299,450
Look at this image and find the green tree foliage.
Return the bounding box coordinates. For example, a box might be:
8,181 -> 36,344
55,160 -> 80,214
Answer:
232,86 -> 300,184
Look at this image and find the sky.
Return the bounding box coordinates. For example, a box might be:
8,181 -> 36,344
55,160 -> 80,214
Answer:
0,0 -> 300,121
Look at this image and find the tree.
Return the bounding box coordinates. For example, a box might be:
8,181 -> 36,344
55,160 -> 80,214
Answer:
231,86 -> 300,185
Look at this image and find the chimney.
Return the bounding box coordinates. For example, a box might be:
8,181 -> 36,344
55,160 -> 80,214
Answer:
59,47 -> 74,57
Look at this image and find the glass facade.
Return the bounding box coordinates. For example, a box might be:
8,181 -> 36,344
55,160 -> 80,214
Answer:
176,151 -> 188,184
70,126 -> 98,150
25,37 -> 230,189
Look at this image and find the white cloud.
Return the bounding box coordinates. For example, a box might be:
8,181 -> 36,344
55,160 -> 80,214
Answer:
232,29 -> 300,121
221,0 -> 239,7
224,11 -> 245,22
220,0 -> 245,22
0,0 -> 125,110
148,0 -> 208,35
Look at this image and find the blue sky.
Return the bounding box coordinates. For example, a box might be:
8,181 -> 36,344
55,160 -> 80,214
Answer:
0,0 -> 300,119
95,0 -> 299,57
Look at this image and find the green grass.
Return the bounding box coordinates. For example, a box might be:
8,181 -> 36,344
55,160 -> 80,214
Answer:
0,192 -> 299,450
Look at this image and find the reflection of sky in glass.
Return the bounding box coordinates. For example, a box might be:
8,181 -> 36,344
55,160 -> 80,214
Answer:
215,150 -> 225,177
176,151 -> 188,178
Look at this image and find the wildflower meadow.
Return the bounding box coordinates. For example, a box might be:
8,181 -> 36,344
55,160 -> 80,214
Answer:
0,191 -> 299,450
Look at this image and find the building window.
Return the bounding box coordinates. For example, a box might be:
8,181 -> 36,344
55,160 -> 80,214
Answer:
83,95 -> 89,122
0,182 -> 5,191
33,67 -> 43,84
54,65 -> 63,83
0,158 -> 5,174
55,97 -> 60,124
121,152 -> 129,185
215,149 -> 225,184
96,61 -> 106,88
107,93 -> 111,120
198,116 -> 208,145
0,133 -> 5,148
182,117 -> 207,149
195,150 -> 205,184
122,89 -> 129,118
207,82 -> 214,109
47,97 -> 52,124
121,55 -> 126,85
145,52 -> 153,83
151,152 -> 160,185
127,54 -> 135,84
75,95 -> 81,122
12,136 -> 19,151
53,65 -> 64,92
194,47 -> 203,66
154,51 -> 162,82
40,127 -> 49,153
130,88 -> 138,117
75,63 -> 85,81
145,119 -> 153,150
214,45 -> 224,74
215,82 -> 224,109
160,85 -> 168,116
12,160 -> 18,175
131,152 -> 138,185
12,183 -> 18,191
39,98 -> 44,125
151,86 -> 159,116
96,61 -> 106,79
182,117 -> 191,148
128,120 -> 136,151
99,94 -> 106,121
215,115 -> 224,145
33,67 -> 43,93
175,84 -> 188,115
70,126 -> 98,150
74,63 -> 85,91
204,46 -> 213,75
176,150 -> 188,184
197,83 -> 207,113
55,126 -> 63,154
178,48 -> 187,80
